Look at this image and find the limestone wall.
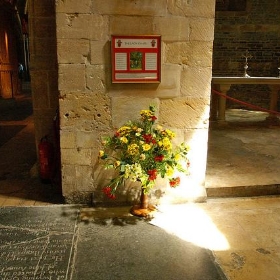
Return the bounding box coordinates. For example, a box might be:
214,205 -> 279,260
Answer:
56,0 -> 216,205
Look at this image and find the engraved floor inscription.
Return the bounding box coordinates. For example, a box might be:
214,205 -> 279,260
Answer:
0,206 -> 79,280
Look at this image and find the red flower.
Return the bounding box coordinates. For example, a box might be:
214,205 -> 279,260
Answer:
102,186 -> 116,199
151,116 -> 157,122
143,134 -> 153,143
147,169 -> 157,181
154,155 -> 164,162
103,186 -> 111,194
169,177 -> 180,187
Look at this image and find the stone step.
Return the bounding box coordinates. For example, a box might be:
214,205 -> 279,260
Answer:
206,184 -> 280,198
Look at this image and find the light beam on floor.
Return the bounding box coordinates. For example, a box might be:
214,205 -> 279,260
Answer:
150,203 -> 230,251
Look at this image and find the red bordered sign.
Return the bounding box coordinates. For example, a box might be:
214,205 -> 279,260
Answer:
111,35 -> 161,83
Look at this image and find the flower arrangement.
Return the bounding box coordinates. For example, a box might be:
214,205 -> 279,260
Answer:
99,105 -> 190,200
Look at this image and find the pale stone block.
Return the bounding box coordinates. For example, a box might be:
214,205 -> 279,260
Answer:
165,41 -> 213,67
93,0 -> 167,16
61,178 -> 93,204
155,64 -> 181,98
75,165 -> 94,190
111,97 -> 160,128
167,0 -> 215,18
188,41 -> 213,68
59,96 -> 77,129
86,65 -> 107,93
90,40 -> 110,65
110,16 -> 154,35
60,116 -> 110,132
61,164 -> 76,185
76,131 -> 96,148
62,176 -> 93,203
190,18 -> 215,42
108,84 -> 161,98
61,148 -> 92,165
108,64 -> 180,99
57,39 -> 90,64
164,42 -> 189,64
159,98 -> 210,129
56,0 -> 92,13
58,64 -> 86,91
60,130 -> 76,149
59,92 -> 111,130
90,14 -> 109,41
56,13 -> 91,39
154,17 -> 190,42
181,65 -> 212,98
56,13 -> 109,40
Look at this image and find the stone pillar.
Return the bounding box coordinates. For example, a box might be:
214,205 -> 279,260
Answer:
28,0 -> 59,154
56,0 -> 216,204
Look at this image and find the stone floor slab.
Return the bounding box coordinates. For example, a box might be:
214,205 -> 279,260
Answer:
0,206 -> 227,280
74,209 -> 226,280
0,206 -> 79,279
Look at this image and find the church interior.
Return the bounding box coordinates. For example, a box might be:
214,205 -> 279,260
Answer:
0,0 -> 279,205
1,1 -> 280,279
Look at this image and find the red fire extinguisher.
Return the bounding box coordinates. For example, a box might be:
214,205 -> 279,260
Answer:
38,136 -> 54,183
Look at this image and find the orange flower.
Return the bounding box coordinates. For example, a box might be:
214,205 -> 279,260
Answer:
169,177 -> 180,187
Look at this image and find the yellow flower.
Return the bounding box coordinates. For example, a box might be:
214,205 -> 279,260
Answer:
114,161 -> 121,168
166,166 -> 174,176
140,109 -> 152,117
120,136 -> 128,143
175,154 -> 181,161
127,144 -> 139,155
117,126 -> 131,136
99,150 -> 104,158
165,129 -> 175,138
142,143 -> 151,151
162,137 -> 172,150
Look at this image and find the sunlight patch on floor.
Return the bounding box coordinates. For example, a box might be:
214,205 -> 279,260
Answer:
150,203 -> 230,251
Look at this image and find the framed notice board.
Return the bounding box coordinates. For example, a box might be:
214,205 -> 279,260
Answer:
111,35 -> 161,83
